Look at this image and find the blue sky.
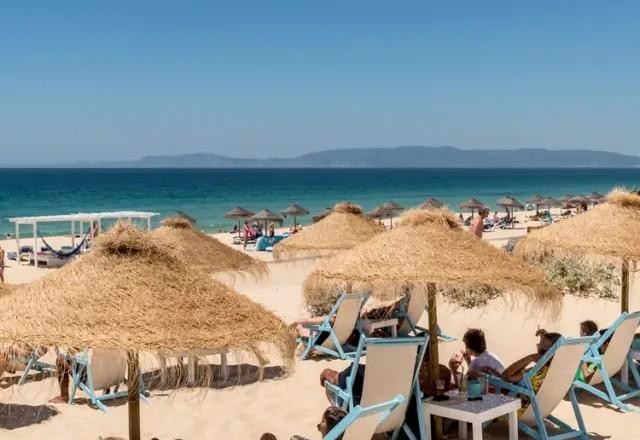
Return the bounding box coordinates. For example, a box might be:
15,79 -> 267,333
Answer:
1,1 -> 639,163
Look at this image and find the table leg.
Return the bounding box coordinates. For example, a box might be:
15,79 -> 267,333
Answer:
508,411 -> 518,440
472,422 -> 482,439
391,324 -> 397,338
425,412 -> 432,439
458,421 -> 468,439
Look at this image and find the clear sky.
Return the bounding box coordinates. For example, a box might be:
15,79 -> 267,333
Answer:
1,1 -> 639,164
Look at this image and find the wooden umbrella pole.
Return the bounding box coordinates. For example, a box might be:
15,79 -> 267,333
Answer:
621,258 -> 630,314
127,351 -> 141,440
427,282 -> 443,438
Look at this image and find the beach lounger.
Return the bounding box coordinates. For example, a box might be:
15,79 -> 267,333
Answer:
299,292 -> 370,360
573,311 -> 640,412
68,348 -> 147,412
395,292 -> 456,343
323,394 -> 405,440
488,336 -> 594,440
325,335 -> 429,440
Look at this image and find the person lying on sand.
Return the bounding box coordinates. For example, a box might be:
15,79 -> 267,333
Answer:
482,330 -> 561,415
261,406 -> 348,440
449,328 -> 505,387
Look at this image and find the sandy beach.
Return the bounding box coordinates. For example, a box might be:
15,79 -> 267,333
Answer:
1,211 -> 639,440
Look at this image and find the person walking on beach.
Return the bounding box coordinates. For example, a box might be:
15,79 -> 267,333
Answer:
0,244 -> 5,283
469,208 -> 489,238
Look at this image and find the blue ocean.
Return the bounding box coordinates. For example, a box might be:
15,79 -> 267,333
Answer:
1,168 -> 638,236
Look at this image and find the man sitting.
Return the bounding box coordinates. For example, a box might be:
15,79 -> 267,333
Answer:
449,328 -> 505,386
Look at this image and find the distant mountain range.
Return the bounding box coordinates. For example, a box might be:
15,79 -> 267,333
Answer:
52,146 -> 640,168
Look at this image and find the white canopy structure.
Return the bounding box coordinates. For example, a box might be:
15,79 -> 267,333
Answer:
8,211 -> 159,267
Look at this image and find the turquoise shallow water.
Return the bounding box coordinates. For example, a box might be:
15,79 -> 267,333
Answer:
1,168 -> 638,236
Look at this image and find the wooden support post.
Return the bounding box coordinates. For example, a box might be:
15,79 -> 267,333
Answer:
127,351 -> 141,440
427,282 -> 443,438
33,223 -> 38,268
622,259 -> 630,314
15,223 -> 20,262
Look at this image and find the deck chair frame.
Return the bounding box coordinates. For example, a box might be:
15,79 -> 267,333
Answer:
323,394 -> 404,440
394,292 -> 456,343
488,336 -> 595,440
325,335 -> 429,440
573,311 -> 640,412
68,350 -> 148,412
17,350 -> 55,385
299,292 -> 369,360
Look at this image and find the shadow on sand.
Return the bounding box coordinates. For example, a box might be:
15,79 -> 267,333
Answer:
0,403 -> 59,430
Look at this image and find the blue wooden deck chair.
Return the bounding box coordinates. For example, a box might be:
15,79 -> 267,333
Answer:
573,311 -> 640,412
395,292 -> 456,343
325,334 -> 429,440
488,336 -> 594,440
299,292 -> 370,360
68,349 -> 147,412
17,349 -> 55,385
323,394 -> 404,440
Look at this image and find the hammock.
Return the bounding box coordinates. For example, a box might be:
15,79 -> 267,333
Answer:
37,229 -> 92,258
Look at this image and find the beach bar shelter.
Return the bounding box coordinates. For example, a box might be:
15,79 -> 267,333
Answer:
7,211 -> 158,267
280,203 -> 310,231
419,197 -> 445,210
0,223 -> 295,440
516,189 -> 640,313
304,209 -> 560,411
224,206 -> 254,238
150,216 -> 266,277
459,197 -> 486,218
273,202 -> 384,260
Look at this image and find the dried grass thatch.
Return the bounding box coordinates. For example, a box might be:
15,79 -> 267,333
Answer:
304,209 -> 561,310
151,216 -> 266,278
515,188 -> 640,260
272,202 -> 383,260
0,222 -> 295,365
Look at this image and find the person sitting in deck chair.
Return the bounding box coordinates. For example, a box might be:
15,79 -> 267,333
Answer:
483,330 -> 562,415
449,328 -> 505,387
262,406 -> 348,440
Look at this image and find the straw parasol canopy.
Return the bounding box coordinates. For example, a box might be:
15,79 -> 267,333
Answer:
539,197 -> 561,208
497,196 -> 524,211
366,206 -> 390,219
312,208 -> 332,223
150,216 -> 266,278
528,194 -> 545,205
419,198 -> 445,210
224,206 -> 255,237
305,209 -> 561,402
281,203 -> 310,231
515,189 -> 640,312
459,197 -> 486,217
250,209 -> 283,226
0,222 -> 295,439
588,192 -> 605,203
272,202 -> 384,260
381,201 -> 404,229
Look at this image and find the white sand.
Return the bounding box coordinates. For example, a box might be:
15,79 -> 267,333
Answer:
1,212 -> 639,439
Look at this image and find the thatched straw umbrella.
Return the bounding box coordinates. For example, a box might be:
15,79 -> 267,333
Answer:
381,201 -> 404,229
250,209 -> 283,233
588,192 -> 605,204
366,206 -> 389,220
419,198 -> 445,210
0,223 -> 295,440
516,189 -> 640,312
527,194 -> 545,214
459,197 -> 486,218
281,203 -> 310,232
273,202 -> 384,260
496,196 -> 524,229
312,208 -> 332,223
224,206 -> 254,238
305,209 -> 561,399
150,216 -> 266,278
